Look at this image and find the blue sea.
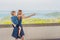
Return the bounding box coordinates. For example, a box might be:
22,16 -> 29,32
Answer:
0,10 -> 60,19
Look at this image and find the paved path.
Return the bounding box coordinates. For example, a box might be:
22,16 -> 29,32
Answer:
0,26 -> 60,40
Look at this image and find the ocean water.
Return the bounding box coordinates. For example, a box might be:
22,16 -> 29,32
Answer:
0,10 -> 60,19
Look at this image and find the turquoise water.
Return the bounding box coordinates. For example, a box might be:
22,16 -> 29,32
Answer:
0,10 -> 60,19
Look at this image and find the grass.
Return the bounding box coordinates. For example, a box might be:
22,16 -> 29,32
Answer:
0,18 -> 60,24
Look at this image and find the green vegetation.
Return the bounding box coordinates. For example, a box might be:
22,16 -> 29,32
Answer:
0,17 -> 60,24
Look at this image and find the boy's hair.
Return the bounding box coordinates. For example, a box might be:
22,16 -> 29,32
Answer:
11,11 -> 16,16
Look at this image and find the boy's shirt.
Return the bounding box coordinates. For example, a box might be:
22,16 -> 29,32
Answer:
11,16 -> 18,25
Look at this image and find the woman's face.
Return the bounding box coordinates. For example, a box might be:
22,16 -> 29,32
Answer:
17,10 -> 22,18
17,12 -> 21,18
18,11 -> 22,15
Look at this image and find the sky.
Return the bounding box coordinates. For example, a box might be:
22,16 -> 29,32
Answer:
0,0 -> 60,11
0,0 -> 60,19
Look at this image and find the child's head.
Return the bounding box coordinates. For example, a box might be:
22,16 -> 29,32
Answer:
11,11 -> 16,16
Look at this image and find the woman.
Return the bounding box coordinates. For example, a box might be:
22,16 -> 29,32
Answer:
16,10 -> 36,40
11,10 -> 36,40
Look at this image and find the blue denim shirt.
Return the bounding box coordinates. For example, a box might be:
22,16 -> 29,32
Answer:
11,16 -> 18,25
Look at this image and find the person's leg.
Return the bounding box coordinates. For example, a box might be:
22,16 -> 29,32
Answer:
18,26 -> 21,37
21,35 -> 24,40
20,27 -> 25,40
15,38 -> 18,40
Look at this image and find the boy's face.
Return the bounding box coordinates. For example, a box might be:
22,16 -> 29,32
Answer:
13,12 -> 16,16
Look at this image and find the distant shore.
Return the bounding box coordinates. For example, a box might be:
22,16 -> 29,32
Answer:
0,23 -> 60,28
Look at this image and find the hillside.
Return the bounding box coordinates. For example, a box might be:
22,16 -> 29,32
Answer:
45,12 -> 60,17
0,12 -> 60,24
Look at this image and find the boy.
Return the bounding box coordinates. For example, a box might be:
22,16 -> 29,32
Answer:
11,11 -> 18,27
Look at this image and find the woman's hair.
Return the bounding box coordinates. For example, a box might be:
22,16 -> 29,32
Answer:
18,10 -> 22,12
11,11 -> 16,16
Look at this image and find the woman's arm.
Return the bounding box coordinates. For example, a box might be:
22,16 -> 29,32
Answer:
22,13 -> 36,19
